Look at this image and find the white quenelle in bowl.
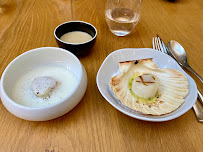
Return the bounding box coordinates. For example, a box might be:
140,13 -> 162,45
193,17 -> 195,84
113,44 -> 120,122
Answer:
0,47 -> 87,121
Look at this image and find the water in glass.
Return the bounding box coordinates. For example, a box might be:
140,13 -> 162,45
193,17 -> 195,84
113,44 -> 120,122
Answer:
105,7 -> 140,36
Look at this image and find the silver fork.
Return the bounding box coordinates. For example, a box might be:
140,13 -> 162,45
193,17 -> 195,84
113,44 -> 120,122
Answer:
152,36 -> 203,122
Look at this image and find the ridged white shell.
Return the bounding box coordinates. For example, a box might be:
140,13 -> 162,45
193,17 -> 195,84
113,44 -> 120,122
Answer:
109,59 -> 189,115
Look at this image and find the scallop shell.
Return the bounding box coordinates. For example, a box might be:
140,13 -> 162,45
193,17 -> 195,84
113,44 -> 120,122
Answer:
109,59 -> 189,115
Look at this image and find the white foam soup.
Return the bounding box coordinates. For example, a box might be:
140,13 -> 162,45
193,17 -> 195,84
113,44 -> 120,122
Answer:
11,65 -> 78,107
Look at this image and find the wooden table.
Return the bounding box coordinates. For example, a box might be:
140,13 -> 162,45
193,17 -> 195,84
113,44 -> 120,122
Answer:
0,0 -> 203,151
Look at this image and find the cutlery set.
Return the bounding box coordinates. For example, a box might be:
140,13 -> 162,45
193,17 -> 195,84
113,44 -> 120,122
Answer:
152,35 -> 203,122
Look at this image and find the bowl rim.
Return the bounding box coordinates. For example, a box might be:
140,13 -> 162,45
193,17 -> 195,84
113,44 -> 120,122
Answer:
0,47 -> 83,110
54,20 -> 97,45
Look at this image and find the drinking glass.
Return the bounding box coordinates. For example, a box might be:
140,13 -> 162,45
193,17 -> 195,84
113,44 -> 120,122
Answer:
105,0 -> 142,36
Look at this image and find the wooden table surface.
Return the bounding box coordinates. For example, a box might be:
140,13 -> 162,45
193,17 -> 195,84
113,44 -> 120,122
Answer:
0,0 -> 203,151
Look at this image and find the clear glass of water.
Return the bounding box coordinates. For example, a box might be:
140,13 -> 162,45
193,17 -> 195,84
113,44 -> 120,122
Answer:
105,0 -> 143,36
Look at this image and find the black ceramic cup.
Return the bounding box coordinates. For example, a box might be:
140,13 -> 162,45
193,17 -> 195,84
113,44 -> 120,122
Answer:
54,21 -> 97,56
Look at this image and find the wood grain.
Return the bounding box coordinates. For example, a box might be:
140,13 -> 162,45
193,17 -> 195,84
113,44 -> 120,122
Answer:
0,0 -> 203,151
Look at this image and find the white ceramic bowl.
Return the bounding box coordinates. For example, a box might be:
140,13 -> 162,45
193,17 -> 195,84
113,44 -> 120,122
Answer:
0,47 -> 87,121
96,48 -> 197,122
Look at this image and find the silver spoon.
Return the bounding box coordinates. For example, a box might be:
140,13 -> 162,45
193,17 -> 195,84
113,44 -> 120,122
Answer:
168,40 -> 203,83
167,40 -> 203,105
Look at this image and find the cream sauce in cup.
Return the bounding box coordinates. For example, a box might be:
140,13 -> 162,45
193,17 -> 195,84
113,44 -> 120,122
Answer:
60,31 -> 93,44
